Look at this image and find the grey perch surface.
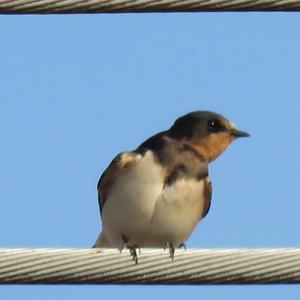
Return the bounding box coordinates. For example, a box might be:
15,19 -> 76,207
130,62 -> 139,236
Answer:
1,0 -> 300,14
0,248 -> 300,284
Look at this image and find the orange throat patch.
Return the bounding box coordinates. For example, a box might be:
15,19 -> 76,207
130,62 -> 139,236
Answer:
191,132 -> 235,162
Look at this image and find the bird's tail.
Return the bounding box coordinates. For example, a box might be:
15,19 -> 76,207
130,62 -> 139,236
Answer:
93,231 -> 110,248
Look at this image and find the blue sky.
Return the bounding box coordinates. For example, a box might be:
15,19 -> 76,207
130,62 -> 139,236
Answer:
0,12 -> 300,299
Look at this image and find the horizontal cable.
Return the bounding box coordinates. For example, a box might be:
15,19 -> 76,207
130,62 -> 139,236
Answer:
0,248 -> 300,284
0,0 -> 300,14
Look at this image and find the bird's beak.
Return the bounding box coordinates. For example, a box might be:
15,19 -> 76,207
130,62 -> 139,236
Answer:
229,128 -> 250,138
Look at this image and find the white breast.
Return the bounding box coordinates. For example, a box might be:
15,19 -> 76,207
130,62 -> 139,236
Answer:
151,178 -> 206,246
100,150 -> 207,248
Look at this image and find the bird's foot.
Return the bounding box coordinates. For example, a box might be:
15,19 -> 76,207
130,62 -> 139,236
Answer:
120,235 -> 129,253
121,235 -> 140,264
164,242 -> 175,261
164,242 -> 187,260
127,245 -> 140,265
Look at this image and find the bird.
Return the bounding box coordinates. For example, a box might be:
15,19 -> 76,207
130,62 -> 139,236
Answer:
94,111 -> 249,263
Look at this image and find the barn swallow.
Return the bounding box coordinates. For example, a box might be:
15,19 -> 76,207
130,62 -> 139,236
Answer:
94,111 -> 249,263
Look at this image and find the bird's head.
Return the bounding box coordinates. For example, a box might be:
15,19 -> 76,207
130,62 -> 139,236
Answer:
169,111 -> 249,162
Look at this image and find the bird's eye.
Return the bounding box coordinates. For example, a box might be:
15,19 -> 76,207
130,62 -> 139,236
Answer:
207,119 -> 221,132
208,119 -> 216,128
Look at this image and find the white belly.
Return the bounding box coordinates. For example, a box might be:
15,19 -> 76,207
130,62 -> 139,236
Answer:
100,151 -> 207,248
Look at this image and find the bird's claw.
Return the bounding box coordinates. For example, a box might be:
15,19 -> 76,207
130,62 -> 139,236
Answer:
179,243 -> 187,250
164,242 -> 187,260
127,245 -> 139,265
164,242 -> 175,261
121,235 -> 140,264
119,235 -> 129,253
